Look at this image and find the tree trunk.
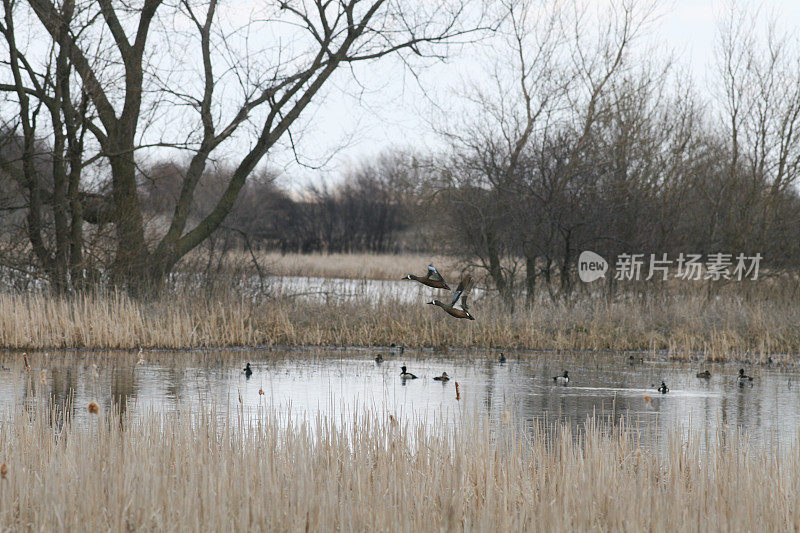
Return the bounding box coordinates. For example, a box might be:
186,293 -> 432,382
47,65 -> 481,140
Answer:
525,252 -> 537,309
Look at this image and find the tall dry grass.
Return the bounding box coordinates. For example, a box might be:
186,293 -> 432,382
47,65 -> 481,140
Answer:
0,402 -> 798,531
1,289 -> 800,361
207,250 -> 459,280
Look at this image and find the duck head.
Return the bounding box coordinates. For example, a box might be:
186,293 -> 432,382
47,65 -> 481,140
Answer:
739,368 -> 745,376
426,300 -> 441,307
400,365 -> 407,374
441,372 -> 448,378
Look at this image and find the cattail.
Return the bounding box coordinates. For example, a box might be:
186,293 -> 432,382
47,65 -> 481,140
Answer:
643,395 -> 652,403
388,414 -> 398,428
88,401 -> 99,414
0,462 -> 7,479
455,382 -> 461,400
136,348 -> 144,366
258,387 -> 264,396
40,369 -> 46,384
23,353 -> 30,372
238,392 -> 243,404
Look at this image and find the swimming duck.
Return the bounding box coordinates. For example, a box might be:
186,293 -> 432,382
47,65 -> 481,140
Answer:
738,368 -> 753,385
658,381 -> 669,394
498,352 -> 507,363
433,372 -> 450,382
553,370 -> 569,385
629,355 -> 644,364
403,264 -> 450,290
390,343 -> 405,356
428,275 -> 475,320
243,363 -> 253,377
375,353 -> 384,363
400,365 -> 418,379
696,370 -> 711,379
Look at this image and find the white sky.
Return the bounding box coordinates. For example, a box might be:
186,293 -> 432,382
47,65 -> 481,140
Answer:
272,0 -> 800,185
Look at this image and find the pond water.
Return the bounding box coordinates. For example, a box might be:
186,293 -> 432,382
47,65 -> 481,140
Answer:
2,348 -> 799,452
265,275 -> 487,304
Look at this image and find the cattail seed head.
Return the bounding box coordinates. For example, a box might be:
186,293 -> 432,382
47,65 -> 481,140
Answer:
0,462 -> 7,479
88,401 -> 99,414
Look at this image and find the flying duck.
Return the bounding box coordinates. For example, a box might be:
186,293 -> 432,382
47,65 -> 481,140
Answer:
427,275 -> 475,320
403,264 -> 450,290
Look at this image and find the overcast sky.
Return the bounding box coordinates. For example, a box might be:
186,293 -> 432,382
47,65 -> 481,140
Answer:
269,0 -> 800,186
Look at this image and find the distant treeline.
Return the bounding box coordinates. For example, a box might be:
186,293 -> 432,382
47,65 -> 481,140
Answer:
1,0 -> 799,302
136,155 -> 418,254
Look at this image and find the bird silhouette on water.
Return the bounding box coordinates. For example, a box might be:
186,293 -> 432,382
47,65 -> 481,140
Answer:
400,365 -> 418,379
738,368 -> 753,386
243,363 -> 253,378
553,371 -> 569,385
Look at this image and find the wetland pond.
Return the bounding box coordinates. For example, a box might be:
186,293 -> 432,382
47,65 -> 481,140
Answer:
3,348 -> 800,453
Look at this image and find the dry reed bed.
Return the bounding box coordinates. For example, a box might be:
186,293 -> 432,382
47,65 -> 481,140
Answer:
0,403 -> 798,531
1,291 -> 800,361
203,251 -> 459,281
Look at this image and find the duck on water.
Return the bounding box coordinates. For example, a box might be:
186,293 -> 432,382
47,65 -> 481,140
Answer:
400,366 -> 418,379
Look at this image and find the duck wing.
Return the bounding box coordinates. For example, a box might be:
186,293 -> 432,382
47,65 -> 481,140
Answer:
450,274 -> 473,308
426,264 -> 445,282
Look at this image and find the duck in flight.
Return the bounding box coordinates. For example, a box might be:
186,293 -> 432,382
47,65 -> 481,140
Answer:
403,264 -> 450,290
400,365 -> 418,379
427,275 -> 475,320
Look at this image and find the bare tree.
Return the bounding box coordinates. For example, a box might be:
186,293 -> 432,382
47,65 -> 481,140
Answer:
716,2 -> 800,252
0,0 -> 482,294
438,0 -> 656,308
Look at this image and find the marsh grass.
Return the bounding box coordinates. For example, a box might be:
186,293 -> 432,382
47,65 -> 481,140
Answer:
203,250 -> 460,281
0,400 -> 798,531
1,287 -> 800,362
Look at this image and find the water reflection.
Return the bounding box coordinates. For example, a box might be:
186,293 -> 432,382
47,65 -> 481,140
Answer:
2,349 -> 799,453
267,275 -> 486,304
